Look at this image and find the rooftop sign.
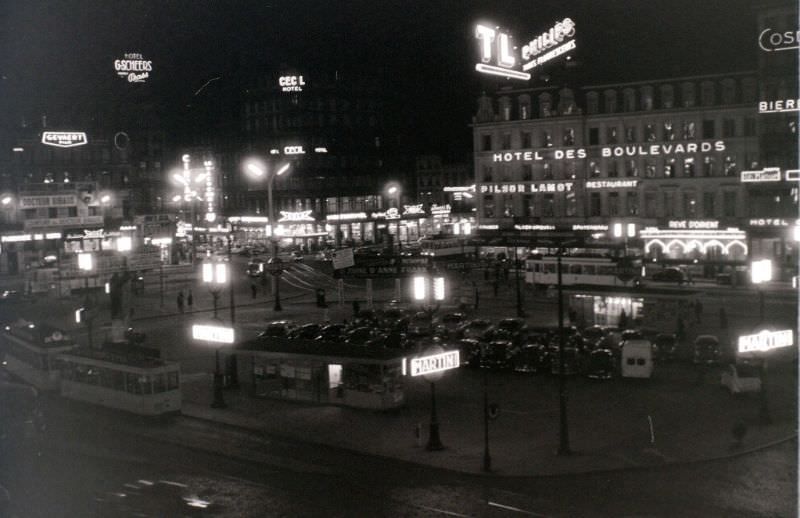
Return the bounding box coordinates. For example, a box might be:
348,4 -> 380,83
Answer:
41,132 -> 88,148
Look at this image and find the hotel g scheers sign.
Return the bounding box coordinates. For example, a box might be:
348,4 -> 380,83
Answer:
114,52 -> 152,83
475,18 -> 576,81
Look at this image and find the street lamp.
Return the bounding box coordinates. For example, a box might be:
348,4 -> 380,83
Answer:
201,261 -> 229,409
386,183 -> 402,251
244,159 -> 290,312
750,258 -> 773,424
77,252 -> 94,348
170,154 -> 210,264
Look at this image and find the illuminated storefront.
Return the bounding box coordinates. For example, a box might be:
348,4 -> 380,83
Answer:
567,285 -> 697,330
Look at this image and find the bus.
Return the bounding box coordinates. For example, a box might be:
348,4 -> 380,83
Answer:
57,348 -> 181,416
1,321 -> 78,391
420,236 -> 469,258
525,255 -> 641,287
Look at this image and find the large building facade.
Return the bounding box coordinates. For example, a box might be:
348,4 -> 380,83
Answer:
472,68 -> 798,279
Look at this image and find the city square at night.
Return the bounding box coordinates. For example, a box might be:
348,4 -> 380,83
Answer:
0,1 -> 797,516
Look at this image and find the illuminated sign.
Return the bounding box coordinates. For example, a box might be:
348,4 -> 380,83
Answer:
409,350 -> 460,377
326,212 -> 367,221
741,167 -> 782,183
443,185 -> 476,192
573,224 -> 608,231
738,329 -> 793,353
403,204 -> 424,216
284,146 -> 305,155
786,170 -> 800,181
491,149 -> 586,162
667,220 -> 719,230
514,224 -> 555,231
20,195 -> 77,208
278,210 -> 314,222
480,182 -> 574,193
192,324 -> 235,344
314,147 -> 328,153
41,132 -> 88,148
114,52 -> 152,83
279,75 -> 305,92
759,99 -> 800,113
758,27 -> 800,52
474,18 -> 576,80
1,234 -> 32,243
229,216 -> 270,223
204,160 -> 216,223
371,208 -> 401,220
602,141 -> 725,157
586,180 -> 638,189
430,204 -> 452,216
748,218 -> 798,227
478,224 -> 499,230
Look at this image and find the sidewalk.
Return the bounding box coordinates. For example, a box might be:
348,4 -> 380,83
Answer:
179,362 -> 798,477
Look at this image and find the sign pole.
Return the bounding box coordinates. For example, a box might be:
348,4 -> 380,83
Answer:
338,279 -> 344,308
426,381 -> 444,451
366,279 -> 373,308
482,364 -> 491,471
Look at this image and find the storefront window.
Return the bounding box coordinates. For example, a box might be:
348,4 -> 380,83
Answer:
703,156 -> 715,177
608,193 -> 619,216
483,196 -> 495,218
523,195 -> 535,217
683,158 -> 695,177
627,192 -> 638,215
503,195 -> 514,217
542,194 -> 554,217
683,192 -> 697,217
590,193 -> 601,216
663,121 -> 675,141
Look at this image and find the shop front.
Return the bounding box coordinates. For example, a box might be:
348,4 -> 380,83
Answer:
746,218 -> 799,281
234,339 -> 406,410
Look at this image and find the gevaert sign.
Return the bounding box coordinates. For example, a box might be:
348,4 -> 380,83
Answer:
410,350 -> 460,377
41,132 -> 88,148
192,324 -> 235,344
738,329 -> 793,353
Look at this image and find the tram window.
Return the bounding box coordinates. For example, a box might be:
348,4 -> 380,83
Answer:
597,265 -> 616,275
583,265 -> 595,275
569,264 -> 582,274
153,373 -> 166,393
543,263 -> 556,274
126,373 -> 143,394
167,371 -> 180,390
533,264 -> 540,273
101,368 -> 125,391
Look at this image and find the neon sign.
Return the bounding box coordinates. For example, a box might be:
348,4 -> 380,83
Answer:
279,75 -> 305,92
326,212 -> 367,221
480,182 -> 574,193
192,324 -> 235,344
41,132 -> 88,148
430,204 -> 451,216
278,210 -> 314,222
521,18 -> 576,72
114,53 -> 152,83
403,204 -> 424,216
759,99 -> 800,113
668,220 -> 719,230
371,208 -> 400,220
475,25 -> 529,80
738,329 -> 793,353
586,180 -> 638,189
409,350 -> 460,377
741,167 -> 782,183
758,28 -> 800,52
748,218 -> 798,227
284,146 -> 305,155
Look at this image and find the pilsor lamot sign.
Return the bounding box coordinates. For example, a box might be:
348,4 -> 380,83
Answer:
114,52 -> 152,83
475,18 -> 576,81
41,132 -> 88,148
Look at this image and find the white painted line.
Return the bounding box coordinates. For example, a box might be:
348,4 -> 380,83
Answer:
413,504 -> 473,517
488,501 -> 550,517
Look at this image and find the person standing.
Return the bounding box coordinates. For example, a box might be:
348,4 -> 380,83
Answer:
187,289 -> 193,311
177,290 -> 185,314
251,283 -> 258,299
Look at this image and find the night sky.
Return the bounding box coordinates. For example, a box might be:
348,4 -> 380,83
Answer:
0,0 -> 758,156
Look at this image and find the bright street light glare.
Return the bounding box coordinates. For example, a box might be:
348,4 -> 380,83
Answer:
172,195 -> 182,202
100,195 -> 111,204
246,163 -> 265,177
194,173 -> 207,183
1,196 -> 11,205
172,172 -> 187,185
388,186 -> 398,195
276,163 -> 290,176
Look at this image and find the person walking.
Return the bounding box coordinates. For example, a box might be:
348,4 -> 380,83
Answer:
694,299 -> 703,323
177,290 -> 185,314
251,283 -> 258,299
187,289 -> 193,311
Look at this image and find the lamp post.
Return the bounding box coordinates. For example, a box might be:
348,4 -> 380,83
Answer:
171,154 -> 210,265
556,249 -> 572,455
244,160 -> 290,312
201,260 -> 229,409
77,252 -> 94,348
387,184 -> 402,251
751,259 -> 772,423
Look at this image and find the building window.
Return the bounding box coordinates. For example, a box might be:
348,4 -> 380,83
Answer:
539,93 -> 553,117
565,162 -> 577,180
482,165 -> 493,182
589,127 -> 599,145
721,78 -> 737,104
723,191 -> 736,217
563,128 -> 575,146
744,117 -> 756,136
645,161 -> 656,178
645,192 -> 657,218
626,160 -> 639,177
703,156 -> 715,177
523,195 -> 534,217
663,122 -> 675,141
499,97 -> 512,121
586,92 -> 599,114
482,135 -> 492,151
501,165 -> 511,182
503,195 -> 514,217
522,164 -> 533,181
566,192 -> 577,216
684,158 -> 695,177
483,196 -> 495,218
48,207 -> 58,218
681,82 -> 696,107
660,84 -> 675,108
607,126 -> 618,144
703,192 -> 715,217
623,88 -> 636,112
608,160 -> 619,177
702,120 -> 715,139
645,124 -> 657,142
627,192 -> 639,215
664,191 -> 675,217
683,192 -> 697,217
682,121 -> 696,140
541,131 -> 552,148
542,194 -> 554,217
625,126 -> 637,143
502,133 -> 511,150
604,90 -> 617,113
700,81 -> 715,105
724,156 -> 737,176
590,193 -> 601,216
521,131 -> 532,148
742,78 -> 757,102
518,95 -> 531,120
608,193 -> 620,216
640,85 -> 654,110
589,161 -> 600,177
543,163 -> 553,180
722,118 -> 736,137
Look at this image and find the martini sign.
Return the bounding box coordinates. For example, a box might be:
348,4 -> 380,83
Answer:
475,18 -> 576,81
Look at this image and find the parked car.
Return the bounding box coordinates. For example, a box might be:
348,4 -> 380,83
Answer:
721,362 -> 762,394
458,339 -> 483,368
653,333 -> 678,361
436,313 -> 467,336
258,321 -> 296,339
550,347 -> 580,375
652,268 -> 686,284
512,343 -> 551,374
586,349 -> 615,380
316,323 -> 347,342
693,335 -> 721,364
459,319 -> 492,340
287,323 -> 322,340
290,250 -> 304,262
580,326 -> 607,349
378,308 -> 410,332
407,312 -> 435,337
481,340 -> 516,369
344,326 -> 378,346
492,318 -> 528,345
621,329 -> 644,341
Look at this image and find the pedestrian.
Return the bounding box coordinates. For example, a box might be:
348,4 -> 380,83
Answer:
473,282 -> 479,310
251,283 -> 257,299
568,309 -> 577,325
492,279 -> 499,297
694,299 -> 703,323
719,307 -> 728,330
177,291 -> 184,314
352,300 -> 360,317
687,269 -> 694,285
187,289 -> 193,311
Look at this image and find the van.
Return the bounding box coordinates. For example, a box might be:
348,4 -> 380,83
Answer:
620,339 -> 654,378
